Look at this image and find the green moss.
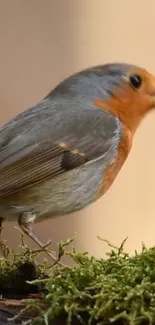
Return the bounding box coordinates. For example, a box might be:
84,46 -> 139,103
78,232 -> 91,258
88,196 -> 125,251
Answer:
2,234 -> 155,325
24,237 -> 155,325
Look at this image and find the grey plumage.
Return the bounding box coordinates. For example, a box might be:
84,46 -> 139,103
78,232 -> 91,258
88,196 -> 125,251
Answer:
0,63 -> 128,206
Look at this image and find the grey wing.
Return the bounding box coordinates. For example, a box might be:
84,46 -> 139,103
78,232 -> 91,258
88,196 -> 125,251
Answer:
0,97 -> 121,197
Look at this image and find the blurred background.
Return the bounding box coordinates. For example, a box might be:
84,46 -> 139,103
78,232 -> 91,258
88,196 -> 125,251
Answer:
0,0 -> 155,262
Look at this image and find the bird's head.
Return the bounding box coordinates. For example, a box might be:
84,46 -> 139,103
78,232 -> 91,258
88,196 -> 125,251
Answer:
92,63 -> 155,133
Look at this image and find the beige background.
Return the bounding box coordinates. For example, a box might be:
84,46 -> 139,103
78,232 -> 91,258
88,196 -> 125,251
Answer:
0,0 -> 155,261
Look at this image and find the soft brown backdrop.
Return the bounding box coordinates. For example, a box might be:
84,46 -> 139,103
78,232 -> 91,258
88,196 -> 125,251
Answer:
0,0 -> 155,260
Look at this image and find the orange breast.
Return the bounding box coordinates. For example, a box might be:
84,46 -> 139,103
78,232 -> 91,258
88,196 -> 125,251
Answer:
97,124 -> 132,198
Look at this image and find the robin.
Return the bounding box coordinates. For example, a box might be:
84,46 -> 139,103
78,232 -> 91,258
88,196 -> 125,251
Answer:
0,62 -> 155,261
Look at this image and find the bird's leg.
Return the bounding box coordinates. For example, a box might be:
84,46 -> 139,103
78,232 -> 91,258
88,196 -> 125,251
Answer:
0,217 -> 7,256
18,213 -> 63,265
0,218 -> 3,236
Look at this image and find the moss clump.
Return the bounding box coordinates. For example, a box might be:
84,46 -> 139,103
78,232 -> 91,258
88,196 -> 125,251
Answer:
24,237 -> 155,325
2,234 -> 155,325
0,235 -> 50,297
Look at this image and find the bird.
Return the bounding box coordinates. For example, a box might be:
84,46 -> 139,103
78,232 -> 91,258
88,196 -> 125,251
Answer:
0,62 -> 155,262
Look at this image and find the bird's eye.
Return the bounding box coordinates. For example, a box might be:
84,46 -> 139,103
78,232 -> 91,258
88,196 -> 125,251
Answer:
129,74 -> 143,89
